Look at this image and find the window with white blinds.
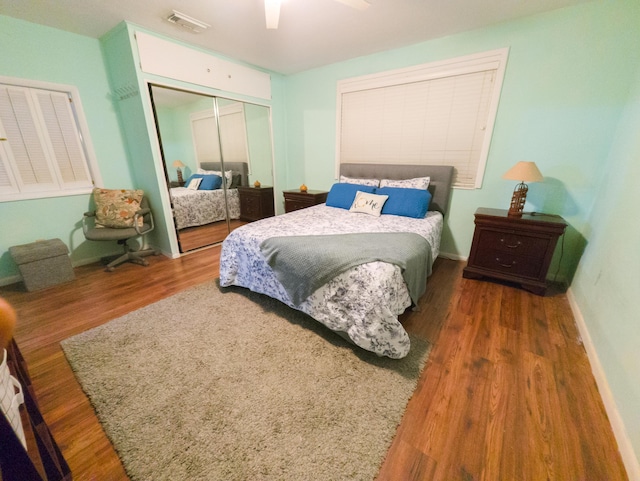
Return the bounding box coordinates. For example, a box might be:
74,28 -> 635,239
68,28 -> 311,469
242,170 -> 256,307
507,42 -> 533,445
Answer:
337,49 -> 508,189
0,78 -> 99,201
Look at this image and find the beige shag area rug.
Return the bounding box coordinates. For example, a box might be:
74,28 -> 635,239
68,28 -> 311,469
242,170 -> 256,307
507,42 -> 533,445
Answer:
61,280 -> 430,481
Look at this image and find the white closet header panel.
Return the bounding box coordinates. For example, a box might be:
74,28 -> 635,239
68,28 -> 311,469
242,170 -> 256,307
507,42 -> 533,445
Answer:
135,32 -> 271,101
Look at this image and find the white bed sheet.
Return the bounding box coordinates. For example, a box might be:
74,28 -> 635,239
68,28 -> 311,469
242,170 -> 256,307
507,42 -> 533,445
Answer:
170,187 -> 240,230
219,204 -> 443,358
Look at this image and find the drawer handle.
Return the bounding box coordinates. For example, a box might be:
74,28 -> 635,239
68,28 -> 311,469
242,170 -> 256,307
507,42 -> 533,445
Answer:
500,238 -> 522,249
496,258 -> 516,268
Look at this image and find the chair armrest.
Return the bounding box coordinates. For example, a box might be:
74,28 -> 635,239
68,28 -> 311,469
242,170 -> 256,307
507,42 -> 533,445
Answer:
82,211 -> 96,236
133,208 -> 154,235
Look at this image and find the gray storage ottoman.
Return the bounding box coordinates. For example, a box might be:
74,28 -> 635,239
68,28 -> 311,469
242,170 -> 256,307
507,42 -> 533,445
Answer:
9,238 -> 75,291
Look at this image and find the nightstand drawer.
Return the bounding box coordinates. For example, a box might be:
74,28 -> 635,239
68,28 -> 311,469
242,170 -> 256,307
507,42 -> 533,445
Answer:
473,249 -> 543,280
475,229 -> 550,258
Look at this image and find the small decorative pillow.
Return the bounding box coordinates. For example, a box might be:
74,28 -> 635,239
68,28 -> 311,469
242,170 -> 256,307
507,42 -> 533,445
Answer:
379,176 -> 430,190
326,183 -> 376,209
186,177 -> 202,190
93,188 -> 144,228
349,191 -> 388,217
339,175 -> 380,187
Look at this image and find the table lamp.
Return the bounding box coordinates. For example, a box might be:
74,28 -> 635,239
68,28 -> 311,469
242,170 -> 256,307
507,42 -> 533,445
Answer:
502,161 -> 543,217
172,160 -> 186,185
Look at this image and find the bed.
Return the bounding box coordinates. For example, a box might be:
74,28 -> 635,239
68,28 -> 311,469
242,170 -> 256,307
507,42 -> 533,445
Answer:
170,161 -> 248,230
219,163 -> 454,359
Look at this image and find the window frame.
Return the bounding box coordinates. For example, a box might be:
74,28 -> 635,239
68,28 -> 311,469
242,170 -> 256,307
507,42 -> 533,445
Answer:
0,76 -> 102,202
335,48 -> 509,189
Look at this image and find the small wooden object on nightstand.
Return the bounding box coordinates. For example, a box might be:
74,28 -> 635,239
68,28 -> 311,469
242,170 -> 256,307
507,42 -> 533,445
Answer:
283,189 -> 329,213
237,185 -> 275,222
463,207 -> 567,295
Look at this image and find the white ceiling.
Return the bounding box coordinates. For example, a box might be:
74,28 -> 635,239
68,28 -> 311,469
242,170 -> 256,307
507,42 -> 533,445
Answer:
2,0 -> 590,75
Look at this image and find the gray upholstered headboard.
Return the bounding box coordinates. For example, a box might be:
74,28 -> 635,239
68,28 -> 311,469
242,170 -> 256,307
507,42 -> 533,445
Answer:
339,163 -> 454,215
200,162 -> 249,187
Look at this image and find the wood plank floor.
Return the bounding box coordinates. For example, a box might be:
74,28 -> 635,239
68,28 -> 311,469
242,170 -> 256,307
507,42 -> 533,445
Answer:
0,248 -> 628,480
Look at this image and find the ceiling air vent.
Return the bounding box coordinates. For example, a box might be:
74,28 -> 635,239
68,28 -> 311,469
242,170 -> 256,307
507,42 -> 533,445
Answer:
166,10 -> 210,33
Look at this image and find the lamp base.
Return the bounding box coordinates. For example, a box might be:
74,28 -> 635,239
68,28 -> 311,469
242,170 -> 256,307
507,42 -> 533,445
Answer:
177,169 -> 184,185
508,182 -> 528,217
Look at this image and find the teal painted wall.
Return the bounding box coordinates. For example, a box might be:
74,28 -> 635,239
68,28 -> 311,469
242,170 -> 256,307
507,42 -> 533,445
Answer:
281,0 -> 640,284
571,64 -> 640,466
0,16 -> 134,277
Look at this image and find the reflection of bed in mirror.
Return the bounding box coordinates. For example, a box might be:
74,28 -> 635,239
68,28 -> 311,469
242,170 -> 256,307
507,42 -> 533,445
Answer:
170,161 -> 249,230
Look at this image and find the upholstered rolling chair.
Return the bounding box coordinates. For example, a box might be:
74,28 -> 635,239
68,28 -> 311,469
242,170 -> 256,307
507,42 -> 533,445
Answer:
82,188 -> 160,272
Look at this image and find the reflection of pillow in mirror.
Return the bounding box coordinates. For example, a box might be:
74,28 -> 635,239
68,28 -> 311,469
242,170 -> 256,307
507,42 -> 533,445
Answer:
199,174 -> 222,190
186,177 -> 202,190
198,168 -> 232,186
230,173 -> 242,188
339,175 -> 380,187
379,176 -> 430,190
349,191 -> 388,217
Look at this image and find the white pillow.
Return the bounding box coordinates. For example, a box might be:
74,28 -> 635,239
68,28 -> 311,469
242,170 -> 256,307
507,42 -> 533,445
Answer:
379,176 -> 430,190
339,175 -> 380,187
198,168 -> 233,186
349,191 -> 388,217
186,177 -> 202,190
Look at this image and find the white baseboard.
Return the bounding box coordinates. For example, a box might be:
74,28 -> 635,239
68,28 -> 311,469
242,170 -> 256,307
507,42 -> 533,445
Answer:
438,251 -> 467,261
0,274 -> 21,287
566,287 -> 640,481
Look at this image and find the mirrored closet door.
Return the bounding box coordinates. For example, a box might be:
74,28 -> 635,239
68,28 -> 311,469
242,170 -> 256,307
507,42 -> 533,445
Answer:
149,85 -> 274,252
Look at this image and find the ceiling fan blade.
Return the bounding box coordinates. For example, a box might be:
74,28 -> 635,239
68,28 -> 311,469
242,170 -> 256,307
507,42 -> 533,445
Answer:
265,0 -> 281,29
334,0 -> 370,11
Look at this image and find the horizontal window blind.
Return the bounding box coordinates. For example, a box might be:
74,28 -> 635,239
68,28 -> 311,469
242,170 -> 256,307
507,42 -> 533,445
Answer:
337,49 -> 508,189
0,79 -> 97,201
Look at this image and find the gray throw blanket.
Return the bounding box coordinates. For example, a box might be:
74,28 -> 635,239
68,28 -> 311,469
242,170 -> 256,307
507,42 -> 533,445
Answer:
259,232 -> 432,306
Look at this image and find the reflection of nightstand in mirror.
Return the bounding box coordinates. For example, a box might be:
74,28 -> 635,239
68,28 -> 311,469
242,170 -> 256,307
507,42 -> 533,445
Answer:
283,189 -> 328,213
169,181 -> 185,188
238,186 -> 275,221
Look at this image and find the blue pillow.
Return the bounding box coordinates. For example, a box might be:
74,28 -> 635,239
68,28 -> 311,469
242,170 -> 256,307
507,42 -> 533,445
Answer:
183,174 -> 222,190
377,187 -> 432,218
326,183 -> 376,209
198,174 -> 222,190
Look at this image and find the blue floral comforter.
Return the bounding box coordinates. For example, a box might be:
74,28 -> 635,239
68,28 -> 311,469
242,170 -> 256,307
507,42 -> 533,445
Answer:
170,187 -> 240,230
219,204 -> 443,358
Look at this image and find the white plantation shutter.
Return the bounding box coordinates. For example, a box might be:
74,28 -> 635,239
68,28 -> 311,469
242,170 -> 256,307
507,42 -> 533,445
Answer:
0,80 -> 97,201
218,103 -> 249,164
337,49 -> 508,189
192,113 -> 221,163
35,90 -> 92,186
0,86 -> 55,191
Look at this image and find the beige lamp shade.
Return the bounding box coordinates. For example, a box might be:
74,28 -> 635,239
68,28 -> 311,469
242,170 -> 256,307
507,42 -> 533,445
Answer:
502,161 -> 543,183
172,160 -> 186,168
503,161 -> 544,217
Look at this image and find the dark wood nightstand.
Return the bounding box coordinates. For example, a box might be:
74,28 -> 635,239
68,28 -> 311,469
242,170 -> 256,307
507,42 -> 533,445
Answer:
283,189 -> 329,213
463,208 -> 567,295
237,186 -> 275,222
169,181 -> 185,188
